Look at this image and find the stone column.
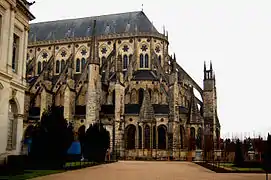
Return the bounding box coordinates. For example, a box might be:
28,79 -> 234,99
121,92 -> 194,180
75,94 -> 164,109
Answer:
40,81 -> 53,118
16,114 -> 24,155
64,79 -> 75,122
86,64 -> 99,125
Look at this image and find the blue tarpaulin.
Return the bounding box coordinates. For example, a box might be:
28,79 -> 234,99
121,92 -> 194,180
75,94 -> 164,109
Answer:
67,141 -> 81,155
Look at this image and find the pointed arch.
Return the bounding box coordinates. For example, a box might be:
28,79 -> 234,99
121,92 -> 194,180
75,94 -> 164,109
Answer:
144,124 -> 150,149
190,127 -> 195,139
81,58 -> 86,72
37,61 -> 41,74
158,55 -> 161,64
138,88 -> 144,106
55,47 -> 69,58
123,54 -> 128,70
139,54 -> 144,68
55,60 -> 60,74
145,54 -> 149,68
75,45 -> 88,56
112,90 -> 116,105
37,49 -> 50,61
158,125 -> 167,149
61,60 -> 65,72
125,125 -> 136,149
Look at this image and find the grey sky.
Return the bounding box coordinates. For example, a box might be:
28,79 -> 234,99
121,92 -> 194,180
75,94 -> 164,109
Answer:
30,0 -> 271,139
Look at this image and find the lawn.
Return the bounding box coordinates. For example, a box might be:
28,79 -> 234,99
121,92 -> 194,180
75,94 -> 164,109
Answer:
0,161 -> 97,180
211,162 -> 265,172
0,170 -> 65,180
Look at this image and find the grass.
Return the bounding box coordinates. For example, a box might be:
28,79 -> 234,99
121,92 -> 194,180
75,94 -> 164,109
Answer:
0,161 -> 99,180
0,170 -> 65,180
211,162 -> 265,172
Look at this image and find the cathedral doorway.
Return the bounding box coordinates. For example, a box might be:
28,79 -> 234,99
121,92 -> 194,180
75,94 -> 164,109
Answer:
7,100 -> 18,151
158,125 -> 167,149
125,125 -> 136,149
144,124 -> 150,149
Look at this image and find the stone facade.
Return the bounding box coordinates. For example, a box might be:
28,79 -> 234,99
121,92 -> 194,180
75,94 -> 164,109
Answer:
24,11 -> 220,160
0,0 -> 34,163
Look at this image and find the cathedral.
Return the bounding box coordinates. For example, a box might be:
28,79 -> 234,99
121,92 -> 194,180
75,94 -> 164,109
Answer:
24,11 -> 220,159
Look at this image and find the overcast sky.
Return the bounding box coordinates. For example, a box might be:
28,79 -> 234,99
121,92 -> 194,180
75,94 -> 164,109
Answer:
30,0 -> 271,139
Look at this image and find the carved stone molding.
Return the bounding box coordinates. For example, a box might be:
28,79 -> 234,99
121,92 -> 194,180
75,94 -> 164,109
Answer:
0,82 -> 3,90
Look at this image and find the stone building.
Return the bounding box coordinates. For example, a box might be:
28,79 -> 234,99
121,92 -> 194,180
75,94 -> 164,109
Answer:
24,11 -> 220,159
0,0 -> 35,163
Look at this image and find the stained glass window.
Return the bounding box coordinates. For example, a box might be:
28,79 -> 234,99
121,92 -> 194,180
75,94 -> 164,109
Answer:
56,60 -> 60,73
76,58 -> 80,72
123,55 -> 128,69
139,54 -> 144,68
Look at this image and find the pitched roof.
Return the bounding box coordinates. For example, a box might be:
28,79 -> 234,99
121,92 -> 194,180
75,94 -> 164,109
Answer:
29,11 -> 158,42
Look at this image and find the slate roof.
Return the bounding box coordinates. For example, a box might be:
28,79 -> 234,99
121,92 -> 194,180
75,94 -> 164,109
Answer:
29,11 -> 158,42
132,70 -> 158,81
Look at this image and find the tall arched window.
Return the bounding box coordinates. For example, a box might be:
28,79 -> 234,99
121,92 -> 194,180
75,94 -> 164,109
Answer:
158,55 -> 161,64
61,60 -> 65,72
125,125 -> 136,149
158,125 -> 167,149
144,125 -> 150,149
145,54 -> 149,68
112,90 -> 116,105
42,61 -> 46,71
123,55 -> 128,70
55,60 -> 60,74
138,88 -> 144,106
139,54 -> 144,68
81,58 -> 86,72
101,56 -> 106,66
37,62 -> 41,74
76,58 -> 80,72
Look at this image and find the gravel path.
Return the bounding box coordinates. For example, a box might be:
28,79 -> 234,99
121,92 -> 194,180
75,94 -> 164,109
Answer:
33,161 -> 265,180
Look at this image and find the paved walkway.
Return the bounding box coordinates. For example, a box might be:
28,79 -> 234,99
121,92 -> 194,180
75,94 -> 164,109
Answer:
34,161 -> 265,180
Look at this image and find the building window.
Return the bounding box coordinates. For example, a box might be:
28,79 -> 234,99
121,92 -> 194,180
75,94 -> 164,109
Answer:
76,58 -> 80,72
139,53 -> 149,69
158,55 -> 161,64
81,58 -> 86,72
145,54 -> 149,68
12,34 -> 19,72
37,61 -> 41,74
101,56 -> 106,65
42,61 -> 46,71
123,54 -> 128,70
55,60 -> 60,74
61,60 -> 65,72
139,54 -> 144,68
